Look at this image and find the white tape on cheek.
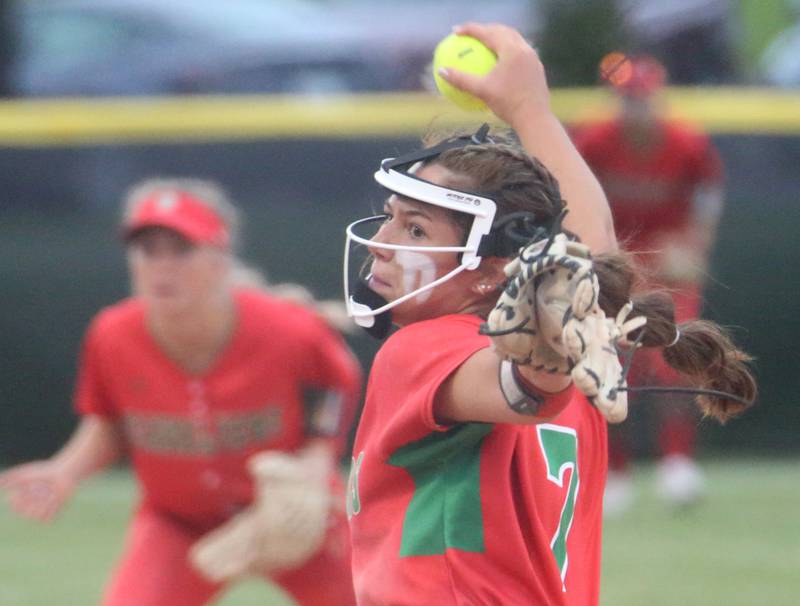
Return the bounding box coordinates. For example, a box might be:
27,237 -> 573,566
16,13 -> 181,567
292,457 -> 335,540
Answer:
396,250 -> 437,302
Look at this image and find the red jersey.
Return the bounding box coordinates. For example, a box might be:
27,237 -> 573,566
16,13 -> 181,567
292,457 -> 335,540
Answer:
347,315 -> 607,606
574,119 -> 722,253
75,288 -> 361,529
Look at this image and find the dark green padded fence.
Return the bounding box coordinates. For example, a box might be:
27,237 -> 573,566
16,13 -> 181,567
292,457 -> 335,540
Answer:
1,131 -> 798,461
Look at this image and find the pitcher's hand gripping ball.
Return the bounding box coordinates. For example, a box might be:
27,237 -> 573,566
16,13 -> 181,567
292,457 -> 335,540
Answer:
481,234 -> 646,423
189,451 -> 330,581
432,33 -> 497,111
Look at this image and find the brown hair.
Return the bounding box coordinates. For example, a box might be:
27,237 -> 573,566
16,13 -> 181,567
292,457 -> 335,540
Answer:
422,130 -> 756,423
423,128 -> 566,233
592,255 -> 756,423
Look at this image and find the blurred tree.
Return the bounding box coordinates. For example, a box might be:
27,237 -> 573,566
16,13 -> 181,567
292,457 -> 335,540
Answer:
537,0 -> 633,86
735,0 -> 796,78
0,0 -> 15,97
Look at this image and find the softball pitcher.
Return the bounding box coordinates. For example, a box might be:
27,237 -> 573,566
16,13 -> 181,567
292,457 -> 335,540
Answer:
342,23 -> 755,605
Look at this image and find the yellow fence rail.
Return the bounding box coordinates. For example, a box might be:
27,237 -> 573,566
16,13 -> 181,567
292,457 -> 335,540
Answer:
0,87 -> 797,146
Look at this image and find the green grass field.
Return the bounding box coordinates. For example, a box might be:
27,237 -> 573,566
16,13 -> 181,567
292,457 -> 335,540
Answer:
1,459 -> 798,605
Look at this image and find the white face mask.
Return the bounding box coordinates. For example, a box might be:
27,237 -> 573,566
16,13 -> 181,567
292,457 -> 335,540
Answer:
343,163 -> 496,333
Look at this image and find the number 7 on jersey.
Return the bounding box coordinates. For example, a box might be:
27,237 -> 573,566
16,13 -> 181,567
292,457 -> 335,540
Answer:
537,424 -> 579,589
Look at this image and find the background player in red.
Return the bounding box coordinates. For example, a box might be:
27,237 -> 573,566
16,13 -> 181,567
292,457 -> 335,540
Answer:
342,23 -> 754,606
574,55 -> 726,513
0,178 -> 362,605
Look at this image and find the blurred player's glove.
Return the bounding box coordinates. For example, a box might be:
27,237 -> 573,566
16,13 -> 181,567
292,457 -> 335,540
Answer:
189,450 -> 330,582
481,233 -> 645,423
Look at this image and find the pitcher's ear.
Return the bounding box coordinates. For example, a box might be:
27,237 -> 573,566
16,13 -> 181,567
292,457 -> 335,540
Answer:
469,257 -> 508,296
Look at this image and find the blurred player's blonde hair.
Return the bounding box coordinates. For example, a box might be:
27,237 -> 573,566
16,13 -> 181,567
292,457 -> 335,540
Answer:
121,177 -> 354,333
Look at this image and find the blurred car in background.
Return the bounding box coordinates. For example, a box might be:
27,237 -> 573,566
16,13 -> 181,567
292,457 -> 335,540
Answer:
327,0 -> 739,89
6,0 -> 742,99
8,0 -> 536,97
324,0 -> 538,91
8,0 -> 395,96
622,0 -> 739,84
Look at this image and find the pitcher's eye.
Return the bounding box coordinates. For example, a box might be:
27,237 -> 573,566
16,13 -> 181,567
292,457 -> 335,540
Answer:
409,224 -> 427,239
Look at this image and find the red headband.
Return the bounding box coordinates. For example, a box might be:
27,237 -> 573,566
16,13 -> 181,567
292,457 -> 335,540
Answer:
123,190 -> 229,248
601,53 -> 666,98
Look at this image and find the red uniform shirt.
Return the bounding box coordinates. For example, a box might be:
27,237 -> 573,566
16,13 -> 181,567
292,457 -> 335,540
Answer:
75,288 -> 361,529
347,315 -> 607,606
574,119 -> 722,254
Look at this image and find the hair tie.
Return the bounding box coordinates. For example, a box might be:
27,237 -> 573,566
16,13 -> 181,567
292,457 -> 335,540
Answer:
667,328 -> 681,348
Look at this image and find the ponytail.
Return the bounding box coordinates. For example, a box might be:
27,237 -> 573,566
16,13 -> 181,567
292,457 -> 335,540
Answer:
593,253 -> 757,423
662,321 -> 756,422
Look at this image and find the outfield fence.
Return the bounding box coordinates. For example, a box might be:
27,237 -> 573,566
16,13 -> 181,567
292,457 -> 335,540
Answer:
1,89 -> 798,461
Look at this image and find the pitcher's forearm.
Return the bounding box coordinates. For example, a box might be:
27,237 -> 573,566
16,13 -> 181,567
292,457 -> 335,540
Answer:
511,109 -> 617,253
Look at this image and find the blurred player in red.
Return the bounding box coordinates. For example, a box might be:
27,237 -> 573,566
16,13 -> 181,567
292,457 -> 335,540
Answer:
574,55 -> 726,512
0,178 -> 362,605
342,23 -> 753,605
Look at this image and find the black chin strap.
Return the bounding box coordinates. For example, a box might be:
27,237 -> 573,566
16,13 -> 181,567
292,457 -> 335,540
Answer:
352,281 -> 393,340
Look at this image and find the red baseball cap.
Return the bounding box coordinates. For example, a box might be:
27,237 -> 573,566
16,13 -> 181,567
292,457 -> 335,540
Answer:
600,54 -> 666,98
123,189 -> 230,248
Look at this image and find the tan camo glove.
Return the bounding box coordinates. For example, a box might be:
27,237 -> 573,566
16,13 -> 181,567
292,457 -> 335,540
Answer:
482,234 -> 645,422
189,450 -> 331,582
